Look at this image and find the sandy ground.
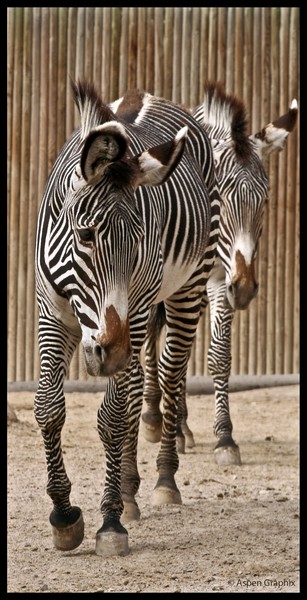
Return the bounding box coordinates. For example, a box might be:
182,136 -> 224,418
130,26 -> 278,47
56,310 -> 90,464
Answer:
7,384 -> 299,593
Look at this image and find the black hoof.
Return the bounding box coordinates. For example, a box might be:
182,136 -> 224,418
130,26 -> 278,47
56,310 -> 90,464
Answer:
50,506 -> 84,551
95,516 -> 129,557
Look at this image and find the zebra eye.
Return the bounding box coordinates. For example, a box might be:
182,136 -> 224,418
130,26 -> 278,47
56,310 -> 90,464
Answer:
78,228 -> 95,244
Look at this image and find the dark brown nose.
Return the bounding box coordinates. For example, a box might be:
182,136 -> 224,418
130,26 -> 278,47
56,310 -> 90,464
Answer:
228,278 -> 259,310
93,341 -> 133,376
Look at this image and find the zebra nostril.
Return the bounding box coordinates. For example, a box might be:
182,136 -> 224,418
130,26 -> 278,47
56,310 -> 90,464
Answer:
94,344 -> 105,361
94,344 -> 101,359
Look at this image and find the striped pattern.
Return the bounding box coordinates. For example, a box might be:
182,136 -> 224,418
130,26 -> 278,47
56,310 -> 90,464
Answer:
142,82 -> 298,464
34,80 -> 220,550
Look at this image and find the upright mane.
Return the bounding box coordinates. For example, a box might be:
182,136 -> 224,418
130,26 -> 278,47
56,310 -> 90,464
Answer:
71,79 -> 116,140
203,81 -> 252,160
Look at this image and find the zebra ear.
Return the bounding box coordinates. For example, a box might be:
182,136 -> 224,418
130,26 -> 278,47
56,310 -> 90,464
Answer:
130,126 -> 188,188
81,122 -> 128,184
249,99 -> 298,157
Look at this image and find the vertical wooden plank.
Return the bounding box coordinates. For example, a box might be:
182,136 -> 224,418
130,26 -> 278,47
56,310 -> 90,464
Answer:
256,8 -> 271,374
66,7 -> 78,137
234,7 -> 244,99
8,7 -> 23,381
267,8 -> 285,373
26,8 -> 41,380
136,8 -> 146,91
225,8 -> 235,110
265,8 -> 280,374
242,8 -> 253,130
208,7 -> 218,81
162,7 -> 174,100
181,8 -> 192,106
189,7 -> 201,108
118,8 -> 129,96
110,8 -> 121,100
171,8 -> 182,104
289,7 -> 300,373
92,8 -> 103,92
101,7 -> 111,100
48,8 -> 58,171
84,7 -> 94,82
216,7 -> 227,84
259,7 -> 270,376
7,6 -> 14,377
145,7 -> 154,94
275,7 -> 290,373
7,9 -> 14,194
75,7 -> 85,82
154,7 -> 164,97
57,7 -> 68,152
198,8 -> 209,100
284,7 -> 299,373
127,7 -> 137,91
17,7 -> 33,380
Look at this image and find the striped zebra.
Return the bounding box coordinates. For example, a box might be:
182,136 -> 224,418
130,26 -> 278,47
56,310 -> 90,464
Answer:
141,82 -> 298,465
34,80 -> 220,556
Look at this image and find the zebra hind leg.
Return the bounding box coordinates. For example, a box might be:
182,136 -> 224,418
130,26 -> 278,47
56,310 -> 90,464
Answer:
151,293 -> 203,506
176,378 -> 196,454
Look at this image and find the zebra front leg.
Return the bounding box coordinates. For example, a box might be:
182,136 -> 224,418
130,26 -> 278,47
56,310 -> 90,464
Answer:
95,374 -> 131,557
151,293 -> 202,505
207,280 -> 241,465
141,331 -> 163,442
121,360 -> 144,523
34,316 -> 84,551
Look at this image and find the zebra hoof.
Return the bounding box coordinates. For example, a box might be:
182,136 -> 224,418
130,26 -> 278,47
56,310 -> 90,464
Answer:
184,432 -> 196,448
151,485 -> 182,506
121,501 -> 141,523
95,530 -> 130,557
141,413 -> 162,443
51,510 -> 84,551
214,445 -> 242,466
176,435 -> 186,454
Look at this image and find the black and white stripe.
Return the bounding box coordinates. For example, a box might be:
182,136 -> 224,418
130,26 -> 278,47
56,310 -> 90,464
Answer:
34,80 -> 220,554
142,82 -> 297,466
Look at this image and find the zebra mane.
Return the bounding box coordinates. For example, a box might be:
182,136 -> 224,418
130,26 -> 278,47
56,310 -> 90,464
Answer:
203,81 -> 252,160
71,79 -> 116,140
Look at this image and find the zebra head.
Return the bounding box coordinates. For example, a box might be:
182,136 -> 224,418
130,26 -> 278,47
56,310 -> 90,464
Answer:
194,82 -> 298,310
48,82 -> 188,377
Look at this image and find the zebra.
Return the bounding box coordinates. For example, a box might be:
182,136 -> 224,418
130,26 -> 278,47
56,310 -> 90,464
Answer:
141,81 -> 298,465
34,79 -> 221,556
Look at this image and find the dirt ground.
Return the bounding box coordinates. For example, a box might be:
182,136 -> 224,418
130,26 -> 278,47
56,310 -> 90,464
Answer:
7,384 -> 299,593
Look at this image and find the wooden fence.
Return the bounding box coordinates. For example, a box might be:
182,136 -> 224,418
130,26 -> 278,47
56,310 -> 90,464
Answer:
7,7 -> 300,382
